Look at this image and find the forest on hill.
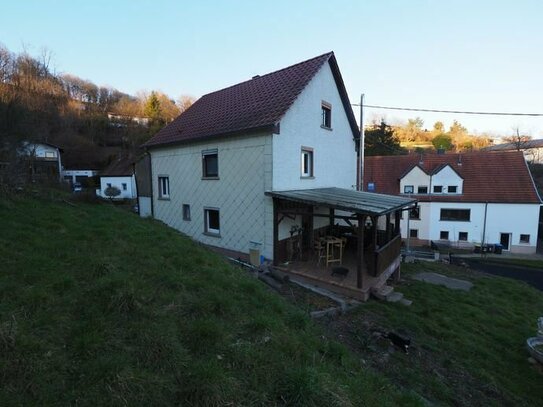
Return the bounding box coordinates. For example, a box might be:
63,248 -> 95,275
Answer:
0,44 -> 193,169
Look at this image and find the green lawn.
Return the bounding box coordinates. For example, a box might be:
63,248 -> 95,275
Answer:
477,257 -> 543,270
322,262 -> 543,406
0,195 -> 419,406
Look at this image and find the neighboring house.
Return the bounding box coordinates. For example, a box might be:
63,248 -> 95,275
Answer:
62,169 -> 99,186
107,112 -> 150,127
96,156 -> 137,199
365,151 -> 542,254
19,141 -> 63,182
143,52 -> 416,301
483,139 -> 543,164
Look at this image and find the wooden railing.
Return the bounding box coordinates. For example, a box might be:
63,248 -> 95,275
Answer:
371,234 -> 401,277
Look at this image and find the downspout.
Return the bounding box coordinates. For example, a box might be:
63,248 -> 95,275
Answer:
147,150 -> 154,217
358,94 -> 365,191
481,201 -> 488,254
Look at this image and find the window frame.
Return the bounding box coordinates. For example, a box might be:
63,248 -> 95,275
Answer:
409,229 -> 418,238
519,234 -> 530,244
409,207 -> 420,220
321,101 -> 332,129
440,230 -> 449,240
202,149 -> 219,179
404,185 -> 414,194
448,185 -> 458,193
440,208 -> 470,222
158,176 -> 170,200
182,204 -> 191,221
417,186 -> 428,194
458,231 -> 468,241
122,183 -> 127,191
433,185 -> 443,193
204,207 -> 220,236
301,147 -> 314,178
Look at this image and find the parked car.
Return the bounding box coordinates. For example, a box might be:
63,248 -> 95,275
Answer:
72,182 -> 82,193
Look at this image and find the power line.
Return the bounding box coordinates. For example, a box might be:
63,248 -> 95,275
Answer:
351,103 -> 543,117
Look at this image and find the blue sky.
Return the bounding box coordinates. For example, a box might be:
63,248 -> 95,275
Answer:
1,0 -> 542,136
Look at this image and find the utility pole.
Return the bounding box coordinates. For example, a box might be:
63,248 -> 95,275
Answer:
358,93 -> 365,191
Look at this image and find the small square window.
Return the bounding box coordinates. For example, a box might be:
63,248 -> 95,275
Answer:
520,234 -> 530,244
440,231 -> 449,240
158,176 -> 170,199
122,183 -> 127,191
448,186 -> 458,193
204,208 -> 220,235
202,150 -> 219,178
409,229 -> 418,238
404,185 -> 414,194
433,185 -> 443,193
183,204 -> 191,221
321,102 -> 331,129
459,232 -> 468,241
409,207 -> 420,219
301,148 -> 314,177
417,186 -> 428,194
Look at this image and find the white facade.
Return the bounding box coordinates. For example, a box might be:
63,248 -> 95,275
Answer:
400,164 -> 463,195
62,169 -> 98,184
20,142 -> 62,179
97,175 -> 137,199
150,62 -> 357,260
401,202 -> 540,254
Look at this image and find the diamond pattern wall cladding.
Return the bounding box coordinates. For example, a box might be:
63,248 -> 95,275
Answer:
152,133 -> 274,258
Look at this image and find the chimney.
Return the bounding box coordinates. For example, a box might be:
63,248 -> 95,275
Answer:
419,152 -> 424,166
457,153 -> 462,166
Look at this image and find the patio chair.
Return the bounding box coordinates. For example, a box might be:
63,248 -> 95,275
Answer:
313,239 -> 326,266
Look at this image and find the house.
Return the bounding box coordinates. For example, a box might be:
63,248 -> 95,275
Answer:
483,139 -> 543,164
19,141 -> 63,182
142,52 -> 416,301
107,112 -> 150,127
96,156 -> 137,199
365,151 -> 542,254
62,169 -> 99,186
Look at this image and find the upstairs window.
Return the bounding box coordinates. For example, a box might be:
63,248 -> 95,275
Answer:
448,186 -> 458,193
417,186 -> 428,194
202,149 -> 219,178
404,185 -> 414,194
301,147 -> 314,178
204,208 -> 220,236
433,185 -> 443,193
158,176 -> 170,199
440,208 -> 470,222
321,102 -> 332,129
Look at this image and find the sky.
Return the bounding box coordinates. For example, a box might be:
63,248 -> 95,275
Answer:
1,0 -> 542,137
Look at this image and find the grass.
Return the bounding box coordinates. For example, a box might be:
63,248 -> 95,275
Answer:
476,257 -> 543,270
322,261 -> 543,406
0,194 -> 420,406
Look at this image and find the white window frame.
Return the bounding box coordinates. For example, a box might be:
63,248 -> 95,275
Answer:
404,185 -> 414,194
448,185 -> 458,193
519,234 -> 530,244
458,231 -> 468,241
321,101 -> 332,129
204,208 -> 220,236
301,147 -> 314,178
158,176 -> 170,199
202,149 -> 219,179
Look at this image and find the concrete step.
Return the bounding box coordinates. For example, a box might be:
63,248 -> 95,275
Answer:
371,285 -> 394,300
386,292 -> 404,303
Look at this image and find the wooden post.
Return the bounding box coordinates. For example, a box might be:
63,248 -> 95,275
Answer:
356,214 -> 365,289
371,215 -> 378,275
329,208 -> 335,226
386,213 -> 391,242
395,210 -> 401,235
273,198 -> 279,265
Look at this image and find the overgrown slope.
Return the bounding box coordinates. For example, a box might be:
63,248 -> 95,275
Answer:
0,196 -> 419,406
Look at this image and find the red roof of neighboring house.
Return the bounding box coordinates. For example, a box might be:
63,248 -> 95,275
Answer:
144,52 -> 359,148
364,151 -> 541,204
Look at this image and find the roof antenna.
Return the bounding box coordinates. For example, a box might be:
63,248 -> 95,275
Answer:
458,153 -> 462,166
419,152 -> 424,166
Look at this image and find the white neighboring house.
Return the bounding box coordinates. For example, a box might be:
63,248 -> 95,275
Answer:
483,139 -> 543,164
19,142 -> 63,181
96,157 -> 137,199
142,52 -> 416,301
365,151 -> 542,254
62,169 -> 98,185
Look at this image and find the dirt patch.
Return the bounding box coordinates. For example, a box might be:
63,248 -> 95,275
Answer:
278,281 -> 338,312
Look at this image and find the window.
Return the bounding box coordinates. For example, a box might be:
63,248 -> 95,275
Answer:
202,149 -> 219,178
433,185 -> 443,193
448,186 -> 458,193
440,231 -> 449,240
409,229 -> 418,238
301,147 -> 314,177
440,208 -> 470,221
409,207 -> 420,220
122,183 -> 127,191
520,234 -> 530,244
417,186 -> 428,194
404,185 -> 414,194
321,102 -> 332,129
204,208 -> 220,235
45,151 -> 56,158
459,232 -> 468,241
106,183 -> 112,188
158,176 -> 170,199
183,204 -> 191,221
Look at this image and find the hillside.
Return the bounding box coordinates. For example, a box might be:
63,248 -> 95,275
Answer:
0,194 -> 419,406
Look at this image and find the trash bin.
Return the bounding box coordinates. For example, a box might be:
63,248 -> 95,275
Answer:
249,241 -> 263,266
494,243 -> 503,254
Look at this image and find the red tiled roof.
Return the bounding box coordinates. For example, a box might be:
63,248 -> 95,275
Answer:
364,151 -> 541,204
144,52 -> 359,148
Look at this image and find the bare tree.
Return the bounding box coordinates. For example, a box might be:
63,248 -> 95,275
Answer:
503,127 -> 532,151
176,95 -> 195,114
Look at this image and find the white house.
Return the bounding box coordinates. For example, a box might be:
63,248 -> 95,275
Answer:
365,151 -> 542,254
96,156 -> 137,199
62,169 -> 98,185
142,52 -> 416,301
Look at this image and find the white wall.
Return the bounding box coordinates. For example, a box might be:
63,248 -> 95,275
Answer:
400,201 -> 540,253
97,175 -> 137,199
62,170 -> 98,184
400,166 -> 429,194
151,133 -> 275,259
272,62 -> 357,191
431,165 -> 463,194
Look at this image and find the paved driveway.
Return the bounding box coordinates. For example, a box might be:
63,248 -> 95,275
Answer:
460,258 -> 543,291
